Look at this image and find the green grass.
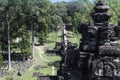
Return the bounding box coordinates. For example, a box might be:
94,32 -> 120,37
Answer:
7,70 -> 37,80
39,66 -> 52,75
45,31 -> 81,48
42,53 -> 61,62
35,33 -> 62,75
39,53 -> 61,75
45,31 -> 62,48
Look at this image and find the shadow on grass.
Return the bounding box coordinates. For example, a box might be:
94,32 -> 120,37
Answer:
45,40 -> 55,43
48,61 -> 60,70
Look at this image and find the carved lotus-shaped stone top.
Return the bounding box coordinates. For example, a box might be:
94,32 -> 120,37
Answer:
91,0 -> 111,23
94,0 -> 109,12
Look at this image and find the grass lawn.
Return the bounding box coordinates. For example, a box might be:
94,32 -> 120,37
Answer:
45,31 -> 81,48
45,31 -> 61,48
5,70 -> 37,80
40,53 -> 61,75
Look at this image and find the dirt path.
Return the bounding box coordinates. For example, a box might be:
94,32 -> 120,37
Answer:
35,46 -> 55,75
52,66 -> 55,75
35,46 -> 49,62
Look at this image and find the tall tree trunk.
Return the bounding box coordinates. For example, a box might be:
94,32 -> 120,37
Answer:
1,35 -> 3,55
1,42 -> 3,54
7,12 -> 11,71
32,26 -> 35,60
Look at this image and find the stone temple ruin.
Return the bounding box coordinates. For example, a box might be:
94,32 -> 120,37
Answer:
39,0 -> 120,80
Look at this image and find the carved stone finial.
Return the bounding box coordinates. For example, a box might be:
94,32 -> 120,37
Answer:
91,0 -> 112,23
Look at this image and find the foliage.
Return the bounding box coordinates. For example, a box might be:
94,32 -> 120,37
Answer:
18,35 -> 31,57
54,0 -> 120,31
0,54 -> 3,67
0,0 -> 58,58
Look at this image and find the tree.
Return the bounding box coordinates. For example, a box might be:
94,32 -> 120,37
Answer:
6,6 -> 11,71
18,34 -> 31,60
0,54 -> 3,67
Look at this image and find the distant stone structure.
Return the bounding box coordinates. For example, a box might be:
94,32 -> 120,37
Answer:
38,0 -> 120,80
